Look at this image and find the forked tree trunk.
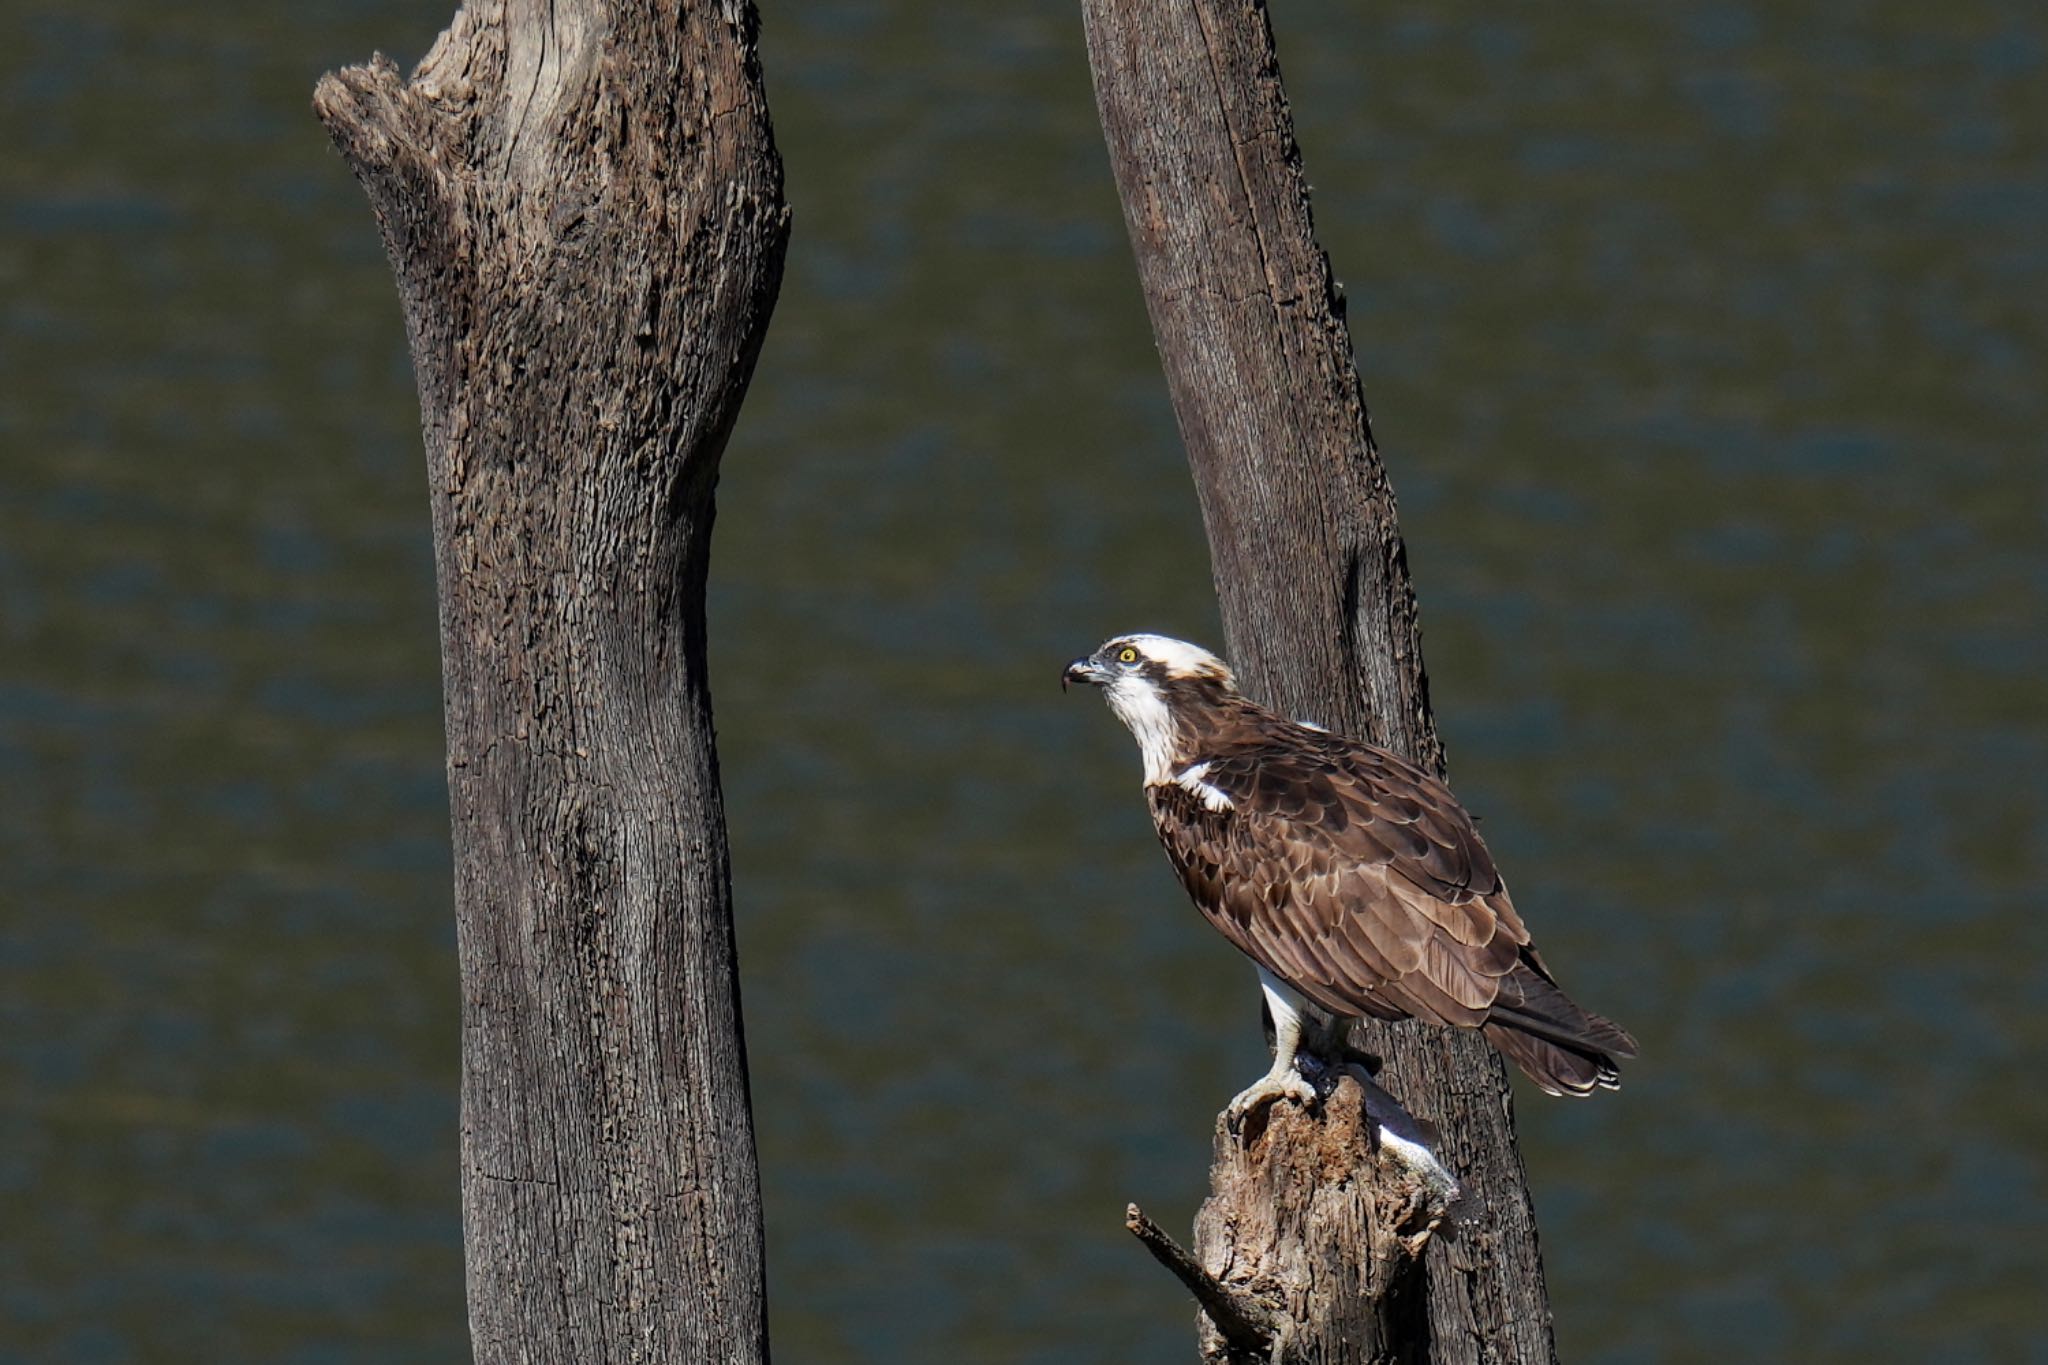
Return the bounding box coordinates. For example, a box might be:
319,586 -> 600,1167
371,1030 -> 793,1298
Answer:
1081,1 -> 1559,1360
313,2 -> 787,1358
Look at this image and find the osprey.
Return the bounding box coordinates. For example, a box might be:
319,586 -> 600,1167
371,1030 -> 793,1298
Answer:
1065,632 -> 1636,1116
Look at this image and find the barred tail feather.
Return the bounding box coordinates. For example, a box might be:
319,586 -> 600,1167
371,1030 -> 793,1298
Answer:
1482,1022 -> 1622,1097
1483,962 -> 1637,1097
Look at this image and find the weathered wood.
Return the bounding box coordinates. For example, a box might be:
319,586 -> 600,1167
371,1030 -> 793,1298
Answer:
1128,1202 -> 1279,1358
1191,1073 -> 1439,1365
313,2 -> 787,1359
1079,0 -> 1559,1359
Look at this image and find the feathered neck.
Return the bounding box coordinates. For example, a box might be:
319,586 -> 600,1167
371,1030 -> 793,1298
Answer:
1109,676 -> 1263,784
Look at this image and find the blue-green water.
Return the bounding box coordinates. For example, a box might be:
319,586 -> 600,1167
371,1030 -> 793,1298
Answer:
2,1 -> 2043,1360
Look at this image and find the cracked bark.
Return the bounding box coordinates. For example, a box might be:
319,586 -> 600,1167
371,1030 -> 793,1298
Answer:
313,1 -> 787,1359
1081,0 -> 1559,1360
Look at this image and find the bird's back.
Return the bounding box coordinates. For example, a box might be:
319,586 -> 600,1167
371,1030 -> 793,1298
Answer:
1147,708 -> 1635,1095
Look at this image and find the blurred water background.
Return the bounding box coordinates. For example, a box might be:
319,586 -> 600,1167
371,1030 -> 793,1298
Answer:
3,0 -> 2044,1360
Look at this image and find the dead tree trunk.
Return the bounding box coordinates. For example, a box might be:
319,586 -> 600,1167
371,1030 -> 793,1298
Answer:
1081,1 -> 1558,1360
313,2 -> 787,1359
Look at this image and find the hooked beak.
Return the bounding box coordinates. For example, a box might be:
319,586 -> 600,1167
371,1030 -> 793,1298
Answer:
1062,656 -> 1108,692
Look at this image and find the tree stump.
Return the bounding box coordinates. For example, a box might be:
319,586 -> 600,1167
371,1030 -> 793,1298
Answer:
313,1 -> 788,1358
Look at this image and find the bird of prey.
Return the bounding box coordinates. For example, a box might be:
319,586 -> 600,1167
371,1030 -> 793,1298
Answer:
1064,632 -> 1636,1118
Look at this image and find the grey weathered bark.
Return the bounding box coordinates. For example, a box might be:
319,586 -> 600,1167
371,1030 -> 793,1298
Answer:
313,2 -> 787,1359
1081,1 -> 1559,1361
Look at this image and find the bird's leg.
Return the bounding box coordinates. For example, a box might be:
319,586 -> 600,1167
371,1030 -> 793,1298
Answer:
1226,970 -> 1320,1123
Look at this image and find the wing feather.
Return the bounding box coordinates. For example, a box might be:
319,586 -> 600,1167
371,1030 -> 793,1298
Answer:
1147,728 -> 1530,1032
1144,714 -> 1630,1093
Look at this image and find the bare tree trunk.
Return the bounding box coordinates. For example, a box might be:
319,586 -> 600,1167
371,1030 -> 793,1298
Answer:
313,2 -> 787,1359
1080,1 -> 1558,1360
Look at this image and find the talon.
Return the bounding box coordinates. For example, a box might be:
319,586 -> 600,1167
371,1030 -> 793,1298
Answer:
1225,1068 -> 1319,1124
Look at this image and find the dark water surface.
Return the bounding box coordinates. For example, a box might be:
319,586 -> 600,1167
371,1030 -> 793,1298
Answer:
3,0 -> 2043,1360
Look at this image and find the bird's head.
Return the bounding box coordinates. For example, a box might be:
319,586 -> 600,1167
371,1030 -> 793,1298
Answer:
1063,634 -> 1238,780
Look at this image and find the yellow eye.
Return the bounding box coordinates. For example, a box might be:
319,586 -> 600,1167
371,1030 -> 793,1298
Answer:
1117,646 -> 1139,664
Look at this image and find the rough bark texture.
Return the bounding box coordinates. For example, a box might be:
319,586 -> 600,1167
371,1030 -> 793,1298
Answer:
313,2 -> 787,1359
1080,0 -> 1559,1360
1189,1072 -> 1439,1365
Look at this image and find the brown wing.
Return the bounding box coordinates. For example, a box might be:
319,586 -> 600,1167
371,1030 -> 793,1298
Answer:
1147,731 -> 1529,1031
